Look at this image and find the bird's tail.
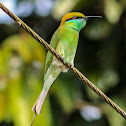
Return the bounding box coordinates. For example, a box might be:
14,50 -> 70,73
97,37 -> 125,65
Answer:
32,64 -> 62,115
32,88 -> 49,115
31,88 -> 49,126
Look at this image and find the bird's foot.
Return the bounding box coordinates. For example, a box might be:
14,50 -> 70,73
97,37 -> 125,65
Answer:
61,57 -> 65,63
64,61 -> 74,69
69,63 -> 74,69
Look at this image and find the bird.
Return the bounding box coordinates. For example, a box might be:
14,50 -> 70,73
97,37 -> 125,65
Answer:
31,12 -> 101,125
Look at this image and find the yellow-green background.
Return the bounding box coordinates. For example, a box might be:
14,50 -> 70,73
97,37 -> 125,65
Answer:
0,0 -> 126,126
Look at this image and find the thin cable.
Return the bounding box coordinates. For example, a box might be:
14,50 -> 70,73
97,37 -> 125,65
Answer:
0,2 -> 126,120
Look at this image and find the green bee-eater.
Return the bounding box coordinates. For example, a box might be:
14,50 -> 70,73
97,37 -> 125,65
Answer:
31,12 -> 101,123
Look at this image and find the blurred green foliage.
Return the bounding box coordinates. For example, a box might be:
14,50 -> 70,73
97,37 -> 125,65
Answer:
0,0 -> 126,126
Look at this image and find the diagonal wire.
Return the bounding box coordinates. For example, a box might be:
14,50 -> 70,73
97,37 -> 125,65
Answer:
0,2 -> 126,120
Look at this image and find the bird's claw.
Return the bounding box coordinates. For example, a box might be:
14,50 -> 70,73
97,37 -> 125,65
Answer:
61,57 -> 74,69
69,63 -> 74,69
61,57 -> 64,62
64,61 -> 74,69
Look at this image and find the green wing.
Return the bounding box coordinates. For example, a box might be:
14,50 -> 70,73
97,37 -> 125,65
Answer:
44,26 -> 79,75
44,28 -> 61,75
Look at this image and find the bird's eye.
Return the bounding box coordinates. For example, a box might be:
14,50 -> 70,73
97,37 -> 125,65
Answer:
72,16 -> 77,19
66,16 -> 81,21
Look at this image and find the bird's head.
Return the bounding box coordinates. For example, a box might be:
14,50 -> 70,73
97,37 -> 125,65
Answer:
60,12 -> 85,26
59,12 -> 101,32
60,12 -> 85,31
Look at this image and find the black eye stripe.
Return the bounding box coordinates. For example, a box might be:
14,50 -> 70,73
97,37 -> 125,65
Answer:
66,16 -> 82,21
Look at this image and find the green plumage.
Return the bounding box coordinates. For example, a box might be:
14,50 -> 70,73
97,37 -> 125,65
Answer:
43,25 -> 80,91
45,25 -> 79,75
32,12 -> 87,116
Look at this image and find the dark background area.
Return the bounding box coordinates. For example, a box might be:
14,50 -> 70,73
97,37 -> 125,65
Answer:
0,0 -> 126,126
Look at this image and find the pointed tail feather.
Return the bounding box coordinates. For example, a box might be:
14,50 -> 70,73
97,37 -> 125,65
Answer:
32,88 -> 49,114
32,64 -> 62,115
